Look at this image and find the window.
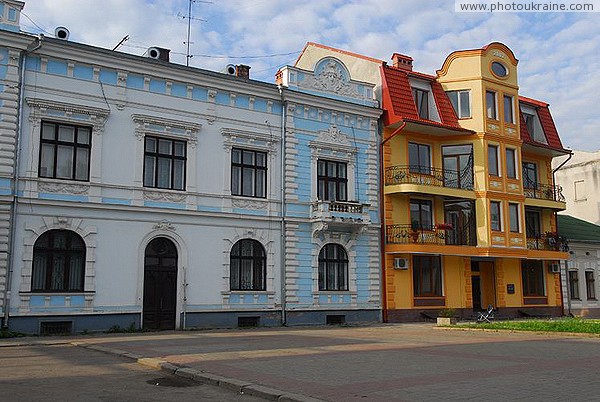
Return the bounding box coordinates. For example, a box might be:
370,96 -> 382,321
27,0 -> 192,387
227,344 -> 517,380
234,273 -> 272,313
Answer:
521,260 -> 545,297
231,148 -> 267,198
317,160 -> 347,201
32,230 -> 85,292
574,180 -> 586,201
39,121 -> 91,181
491,61 -> 508,77
522,162 -> 537,189
586,271 -> 596,300
143,136 -> 186,190
523,112 -> 535,135
413,255 -> 442,297
525,209 -> 541,238
490,201 -> 501,231
318,244 -> 348,291
410,199 -> 433,229
447,90 -> 471,118
569,271 -> 580,300
506,148 -> 517,179
488,144 -> 499,176
442,144 -> 473,189
486,91 -> 497,120
408,142 -> 431,174
503,95 -> 514,123
509,203 -> 520,233
230,239 -> 266,291
412,88 -> 429,119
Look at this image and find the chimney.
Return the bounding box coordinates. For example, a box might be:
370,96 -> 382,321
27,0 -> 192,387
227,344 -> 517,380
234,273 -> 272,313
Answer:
236,64 -> 251,79
391,53 -> 413,71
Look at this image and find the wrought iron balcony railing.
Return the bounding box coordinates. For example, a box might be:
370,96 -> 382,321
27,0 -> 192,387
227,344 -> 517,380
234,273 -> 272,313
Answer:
526,233 -> 569,252
384,165 -> 473,190
523,182 -> 565,202
386,224 -> 476,246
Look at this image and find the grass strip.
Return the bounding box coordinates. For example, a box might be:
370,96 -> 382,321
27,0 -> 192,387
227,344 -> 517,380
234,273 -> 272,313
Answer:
457,318 -> 600,334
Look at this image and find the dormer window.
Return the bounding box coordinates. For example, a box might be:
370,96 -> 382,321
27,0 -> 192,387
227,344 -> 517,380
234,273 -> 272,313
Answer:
520,105 -> 548,145
412,88 -> 429,119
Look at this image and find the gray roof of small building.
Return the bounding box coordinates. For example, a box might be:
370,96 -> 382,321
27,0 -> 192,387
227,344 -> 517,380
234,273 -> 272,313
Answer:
558,215 -> 600,243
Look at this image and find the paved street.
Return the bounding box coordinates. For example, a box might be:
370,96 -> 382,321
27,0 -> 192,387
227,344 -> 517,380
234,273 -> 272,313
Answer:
3,324 -> 600,401
0,343 -> 263,402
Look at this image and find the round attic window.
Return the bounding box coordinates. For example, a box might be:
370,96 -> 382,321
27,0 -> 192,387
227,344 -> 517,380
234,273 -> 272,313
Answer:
491,61 -> 508,77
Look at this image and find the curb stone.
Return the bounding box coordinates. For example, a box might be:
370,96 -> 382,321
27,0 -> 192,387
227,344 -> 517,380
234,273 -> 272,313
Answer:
75,341 -> 327,401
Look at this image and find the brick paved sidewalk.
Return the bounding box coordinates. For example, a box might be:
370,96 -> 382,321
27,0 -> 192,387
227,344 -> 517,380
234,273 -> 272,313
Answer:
4,324 -> 600,401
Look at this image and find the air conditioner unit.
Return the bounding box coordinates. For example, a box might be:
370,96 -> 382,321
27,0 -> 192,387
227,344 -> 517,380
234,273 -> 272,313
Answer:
394,258 -> 409,270
548,263 -> 560,274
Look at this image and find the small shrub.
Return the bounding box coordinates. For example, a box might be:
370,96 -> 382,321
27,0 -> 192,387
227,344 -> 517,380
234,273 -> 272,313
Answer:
438,308 -> 456,318
0,328 -> 26,338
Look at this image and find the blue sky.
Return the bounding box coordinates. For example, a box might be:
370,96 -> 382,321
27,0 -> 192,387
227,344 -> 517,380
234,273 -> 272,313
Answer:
21,0 -> 600,151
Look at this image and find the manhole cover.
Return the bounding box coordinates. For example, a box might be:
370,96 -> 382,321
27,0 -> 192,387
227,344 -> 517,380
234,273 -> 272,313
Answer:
146,377 -> 200,388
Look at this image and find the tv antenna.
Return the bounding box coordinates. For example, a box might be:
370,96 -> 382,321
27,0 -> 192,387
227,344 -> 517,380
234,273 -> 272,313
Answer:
179,0 -> 212,66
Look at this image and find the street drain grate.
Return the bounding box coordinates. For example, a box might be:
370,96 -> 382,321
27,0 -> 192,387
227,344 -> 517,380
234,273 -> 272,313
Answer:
146,377 -> 200,388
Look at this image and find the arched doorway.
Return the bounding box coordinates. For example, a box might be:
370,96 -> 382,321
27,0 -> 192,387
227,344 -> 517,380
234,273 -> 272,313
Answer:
143,237 -> 178,330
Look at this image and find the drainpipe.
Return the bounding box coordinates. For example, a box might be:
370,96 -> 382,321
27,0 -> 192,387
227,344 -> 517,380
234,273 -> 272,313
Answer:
379,121 -> 406,322
278,84 -> 287,325
552,151 -> 572,316
4,35 -> 44,328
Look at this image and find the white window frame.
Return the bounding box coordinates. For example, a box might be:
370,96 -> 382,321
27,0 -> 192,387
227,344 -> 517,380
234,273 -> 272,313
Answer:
503,94 -> 515,124
486,90 -> 498,120
505,147 -> 518,179
488,143 -> 501,177
446,90 -> 471,118
508,202 -> 520,233
409,78 -> 441,122
490,200 -> 503,232
574,180 -> 586,201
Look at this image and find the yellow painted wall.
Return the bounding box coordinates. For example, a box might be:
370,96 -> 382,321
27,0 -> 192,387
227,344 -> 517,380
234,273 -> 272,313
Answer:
444,256 -> 468,308
500,258 -> 523,307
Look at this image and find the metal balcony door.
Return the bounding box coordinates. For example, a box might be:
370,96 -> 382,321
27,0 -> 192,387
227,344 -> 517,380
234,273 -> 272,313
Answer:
143,237 -> 177,330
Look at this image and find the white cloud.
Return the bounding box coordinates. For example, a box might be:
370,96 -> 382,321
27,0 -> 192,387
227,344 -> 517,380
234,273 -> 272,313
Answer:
20,0 -> 600,150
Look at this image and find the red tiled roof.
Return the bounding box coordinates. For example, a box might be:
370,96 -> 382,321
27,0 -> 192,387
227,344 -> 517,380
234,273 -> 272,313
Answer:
381,64 -> 469,132
519,96 -> 567,152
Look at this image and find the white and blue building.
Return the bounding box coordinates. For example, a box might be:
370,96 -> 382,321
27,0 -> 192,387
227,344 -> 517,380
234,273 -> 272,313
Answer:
0,0 -> 381,334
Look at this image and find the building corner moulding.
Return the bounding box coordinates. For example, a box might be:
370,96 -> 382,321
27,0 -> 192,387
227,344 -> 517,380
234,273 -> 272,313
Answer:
132,114 -> 201,148
26,98 -> 110,134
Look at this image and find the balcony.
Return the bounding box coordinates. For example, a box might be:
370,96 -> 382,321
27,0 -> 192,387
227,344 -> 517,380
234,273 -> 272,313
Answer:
524,183 -> 565,202
384,166 -> 475,198
386,224 -> 476,246
526,233 -> 569,252
312,200 -> 371,233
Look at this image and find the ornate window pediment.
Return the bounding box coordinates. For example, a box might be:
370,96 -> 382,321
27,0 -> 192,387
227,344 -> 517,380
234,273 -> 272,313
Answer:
309,125 -> 357,156
132,114 -> 201,148
26,98 -> 109,134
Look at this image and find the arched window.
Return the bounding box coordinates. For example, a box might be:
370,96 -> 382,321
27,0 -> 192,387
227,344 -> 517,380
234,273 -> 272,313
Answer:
318,244 -> 348,291
32,230 -> 85,292
230,239 -> 266,291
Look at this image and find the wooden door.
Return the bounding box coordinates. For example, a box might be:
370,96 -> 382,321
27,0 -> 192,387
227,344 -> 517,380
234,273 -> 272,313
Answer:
143,237 -> 177,330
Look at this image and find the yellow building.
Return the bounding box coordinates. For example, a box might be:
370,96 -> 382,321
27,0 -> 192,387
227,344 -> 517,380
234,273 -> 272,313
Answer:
295,42 -> 570,321
381,43 -> 570,321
